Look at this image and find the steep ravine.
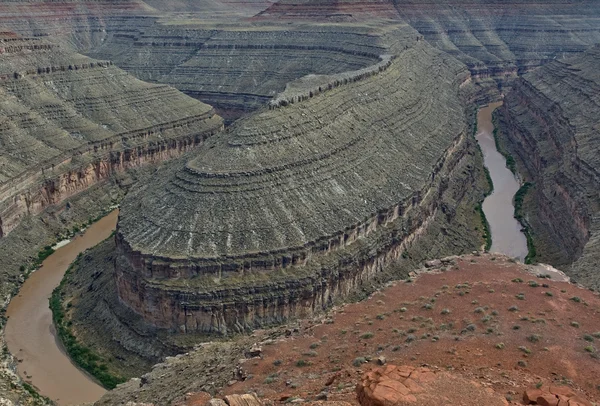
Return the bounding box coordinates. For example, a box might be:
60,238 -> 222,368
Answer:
495,46 -> 600,288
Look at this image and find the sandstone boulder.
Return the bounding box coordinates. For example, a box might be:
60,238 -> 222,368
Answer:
523,385 -> 593,406
357,365 -> 508,406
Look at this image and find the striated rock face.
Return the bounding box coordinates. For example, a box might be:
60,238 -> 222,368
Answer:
496,46 -> 600,286
87,24 -> 390,122
257,0 -> 600,92
0,32 -> 224,237
112,36 -> 487,335
0,0 -> 154,50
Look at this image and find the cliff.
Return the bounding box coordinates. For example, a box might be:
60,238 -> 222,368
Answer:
0,32 -> 224,238
95,254 -> 600,405
495,46 -> 600,289
51,33 -> 490,369
257,0 -> 600,94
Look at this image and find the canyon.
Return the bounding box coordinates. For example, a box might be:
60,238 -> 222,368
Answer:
496,45 -> 600,289
0,31 -> 223,239
0,1 -> 598,405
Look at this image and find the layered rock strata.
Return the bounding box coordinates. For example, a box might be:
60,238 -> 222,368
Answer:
257,0 -> 600,93
0,33 -> 224,237
496,46 -> 600,287
113,38 -> 487,335
87,23 -> 390,121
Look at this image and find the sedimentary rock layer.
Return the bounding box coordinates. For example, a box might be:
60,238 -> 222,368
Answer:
87,23 -> 390,121
113,37 -> 487,334
0,33 -> 223,237
496,46 -> 600,288
258,0 -> 600,88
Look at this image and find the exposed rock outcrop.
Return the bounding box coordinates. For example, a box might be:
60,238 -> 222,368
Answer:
0,33 -> 224,238
110,36 -> 488,336
524,385 -> 593,406
357,365 -> 508,406
257,0 -> 600,94
496,45 -> 600,287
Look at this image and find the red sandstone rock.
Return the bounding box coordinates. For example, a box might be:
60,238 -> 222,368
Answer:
357,365 -> 507,406
523,385 -> 593,406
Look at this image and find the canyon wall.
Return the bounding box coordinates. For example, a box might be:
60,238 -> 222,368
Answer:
5,1 -> 600,122
0,33 -> 224,237
108,37 -> 488,335
86,24 -> 391,122
496,46 -> 600,288
257,0 -> 600,93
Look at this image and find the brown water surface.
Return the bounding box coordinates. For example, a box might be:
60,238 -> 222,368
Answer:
5,210 -> 118,405
476,102 -> 528,261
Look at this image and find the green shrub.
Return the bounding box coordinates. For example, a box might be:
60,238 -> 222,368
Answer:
50,286 -> 125,389
352,357 -> 367,367
296,359 -> 309,367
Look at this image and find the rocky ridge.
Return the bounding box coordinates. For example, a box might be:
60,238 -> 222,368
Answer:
111,35 -> 488,336
495,46 -> 600,288
256,0 -> 600,99
0,32 -> 223,238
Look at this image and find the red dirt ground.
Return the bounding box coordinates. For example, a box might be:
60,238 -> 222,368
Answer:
222,254 -> 600,405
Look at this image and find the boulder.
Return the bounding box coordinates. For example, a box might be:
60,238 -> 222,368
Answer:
522,385 -> 592,406
357,365 -> 507,406
424,259 -> 442,268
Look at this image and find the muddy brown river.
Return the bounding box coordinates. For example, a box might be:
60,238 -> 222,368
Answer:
5,210 -> 118,405
476,102 -> 528,261
3,103 -> 528,405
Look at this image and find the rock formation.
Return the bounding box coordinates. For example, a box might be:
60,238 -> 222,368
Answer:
0,32 -> 223,237
86,23 -> 390,122
257,0 -> 600,99
496,46 -> 600,288
96,254 -> 600,405
357,365 -> 508,406
110,34 -> 487,336
524,385 -> 593,406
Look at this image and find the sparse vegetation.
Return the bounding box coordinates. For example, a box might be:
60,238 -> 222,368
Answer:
352,357 -> 367,367
360,332 -> 374,339
296,359 -> 309,367
519,345 -> 531,354
513,182 -> 536,264
50,265 -> 125,389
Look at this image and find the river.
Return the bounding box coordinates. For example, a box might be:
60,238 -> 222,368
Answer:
3,103 -> 527,405
5,210 -> 119,405
476,102 -> 528,261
